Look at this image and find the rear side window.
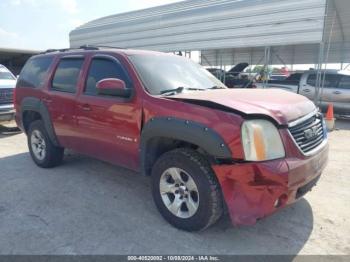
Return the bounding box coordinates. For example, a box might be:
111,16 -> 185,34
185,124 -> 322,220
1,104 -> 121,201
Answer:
85,57 -> 130,96
338,76 -> 350,89
52,58 -> 84,93
17,57 -> 53,88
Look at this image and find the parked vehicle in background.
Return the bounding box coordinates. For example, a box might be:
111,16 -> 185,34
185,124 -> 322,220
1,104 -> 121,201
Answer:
207,63 -> 255,88
0,64 -> 16,122
259,70 -> 350,115
15,46 -> 328,231
270,74 -> 288,81
206,68 -> 225,79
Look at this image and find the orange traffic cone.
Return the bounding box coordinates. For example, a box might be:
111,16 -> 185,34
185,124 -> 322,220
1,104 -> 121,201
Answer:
325,103 -> 335,131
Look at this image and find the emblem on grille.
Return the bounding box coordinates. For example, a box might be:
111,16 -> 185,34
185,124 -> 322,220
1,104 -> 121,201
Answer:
304,126 -> 318,140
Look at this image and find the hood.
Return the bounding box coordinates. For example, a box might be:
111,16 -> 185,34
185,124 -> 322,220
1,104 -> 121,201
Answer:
228,63 -> 249,75
168,89 -> 316,125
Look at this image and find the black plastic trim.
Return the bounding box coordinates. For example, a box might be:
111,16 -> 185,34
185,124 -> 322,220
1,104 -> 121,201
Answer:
20,97 -> 60,146
140,117 -> 232,175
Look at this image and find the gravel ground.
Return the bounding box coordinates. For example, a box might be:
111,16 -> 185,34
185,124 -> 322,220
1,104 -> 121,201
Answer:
0,120 -> 349,255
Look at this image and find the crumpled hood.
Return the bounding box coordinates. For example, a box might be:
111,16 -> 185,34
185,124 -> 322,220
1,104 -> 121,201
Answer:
168,89 -> 316,125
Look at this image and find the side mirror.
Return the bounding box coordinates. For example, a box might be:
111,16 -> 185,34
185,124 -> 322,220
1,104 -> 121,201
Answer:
96,78 -> 132,98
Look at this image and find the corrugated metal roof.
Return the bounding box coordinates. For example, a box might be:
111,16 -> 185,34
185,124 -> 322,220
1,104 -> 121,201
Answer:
70,0 -> 350,66
70,0 -> 326,52
201,42 -> 350,66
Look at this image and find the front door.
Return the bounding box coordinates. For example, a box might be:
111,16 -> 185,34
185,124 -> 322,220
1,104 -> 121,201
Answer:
75,55 -> 142,170
299,73 -> 317,101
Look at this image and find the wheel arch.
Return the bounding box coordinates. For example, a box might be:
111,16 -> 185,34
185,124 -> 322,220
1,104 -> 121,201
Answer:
20,97 -> 60,147
140,117 -> 232,176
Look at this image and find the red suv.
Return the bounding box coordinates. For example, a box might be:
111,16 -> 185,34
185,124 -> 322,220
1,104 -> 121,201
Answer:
15,46 -> 329,231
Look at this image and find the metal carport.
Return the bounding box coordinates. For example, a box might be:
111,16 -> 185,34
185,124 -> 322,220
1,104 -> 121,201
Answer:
69,0 -> 350,102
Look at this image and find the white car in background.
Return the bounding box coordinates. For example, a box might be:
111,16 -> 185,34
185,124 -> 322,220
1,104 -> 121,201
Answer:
0,64 -> 16,122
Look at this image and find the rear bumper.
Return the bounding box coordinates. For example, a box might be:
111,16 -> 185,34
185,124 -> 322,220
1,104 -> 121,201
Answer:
0,106 -> 15,122
212,143 -> 329,226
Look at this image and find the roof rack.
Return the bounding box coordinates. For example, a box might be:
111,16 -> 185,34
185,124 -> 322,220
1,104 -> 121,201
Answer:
80,45 -> 127,50
40,45 -> 126,54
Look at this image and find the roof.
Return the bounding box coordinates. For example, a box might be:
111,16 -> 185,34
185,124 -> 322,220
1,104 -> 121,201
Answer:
70,0 -> 326,51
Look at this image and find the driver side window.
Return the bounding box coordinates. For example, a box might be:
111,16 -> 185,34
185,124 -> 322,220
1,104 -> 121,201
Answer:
85,57 -> 129,96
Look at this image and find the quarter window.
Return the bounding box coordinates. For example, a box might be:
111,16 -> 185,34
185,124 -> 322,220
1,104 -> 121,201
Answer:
52,58 -> 84,93
85,57 -> 129,96
17,57 -> 53,88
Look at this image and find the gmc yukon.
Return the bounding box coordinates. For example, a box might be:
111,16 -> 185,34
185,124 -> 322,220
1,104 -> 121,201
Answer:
15,46 -> 329,231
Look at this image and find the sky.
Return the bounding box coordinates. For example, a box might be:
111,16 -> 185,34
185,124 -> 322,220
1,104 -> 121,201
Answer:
0,0 -> 180,51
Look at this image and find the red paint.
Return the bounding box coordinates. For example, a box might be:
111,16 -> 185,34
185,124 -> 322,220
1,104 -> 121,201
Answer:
170,88 -> 316,125
213,133 -> 329,226
15,49 -> 329,226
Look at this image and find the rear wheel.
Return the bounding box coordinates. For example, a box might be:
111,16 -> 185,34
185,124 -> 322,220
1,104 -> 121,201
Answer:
151,148 -> 223,231
28,120 -> 64,168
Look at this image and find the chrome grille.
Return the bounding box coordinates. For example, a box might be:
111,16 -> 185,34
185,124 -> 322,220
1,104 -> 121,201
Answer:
0,89 -> 14,105
289,114 -> 325,154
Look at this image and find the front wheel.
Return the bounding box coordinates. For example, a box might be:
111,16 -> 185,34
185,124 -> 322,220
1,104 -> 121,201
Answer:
151,148 -> 223,231
28,120 -> 64,168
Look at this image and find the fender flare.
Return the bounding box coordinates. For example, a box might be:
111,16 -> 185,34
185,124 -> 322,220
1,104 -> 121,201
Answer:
20,97 -> 60,147
140,117 -> 232,174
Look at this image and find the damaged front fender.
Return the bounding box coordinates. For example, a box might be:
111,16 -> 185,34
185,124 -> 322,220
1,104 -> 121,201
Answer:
212,160 -> 289,226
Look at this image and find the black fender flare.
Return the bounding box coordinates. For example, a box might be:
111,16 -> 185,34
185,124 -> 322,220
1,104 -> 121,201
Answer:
20,97 -> 60,147
140,117 -> 232,174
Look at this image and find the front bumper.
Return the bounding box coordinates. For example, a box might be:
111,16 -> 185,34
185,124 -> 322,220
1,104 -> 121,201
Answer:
212,143 -> 329,226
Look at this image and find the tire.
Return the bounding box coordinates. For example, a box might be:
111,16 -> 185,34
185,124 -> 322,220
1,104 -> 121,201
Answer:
27,120 -> 64,168
151,148 -> 223,231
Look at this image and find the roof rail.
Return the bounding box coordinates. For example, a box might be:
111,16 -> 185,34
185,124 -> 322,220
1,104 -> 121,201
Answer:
40,45 -> 99,54
40,45 -> 126,55
80,44 -> 127,50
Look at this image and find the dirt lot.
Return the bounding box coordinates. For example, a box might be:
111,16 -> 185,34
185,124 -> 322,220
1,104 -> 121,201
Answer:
0,121 -> 349,255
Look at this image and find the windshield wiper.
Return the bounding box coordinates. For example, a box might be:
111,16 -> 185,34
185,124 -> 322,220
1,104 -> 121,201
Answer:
160,87 -> 185,96
210,86 -> 227,90
160,87 -> 205,96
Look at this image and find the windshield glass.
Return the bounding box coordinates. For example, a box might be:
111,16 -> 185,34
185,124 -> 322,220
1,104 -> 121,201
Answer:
0,68 -> 16,80
129,54 -> 226,95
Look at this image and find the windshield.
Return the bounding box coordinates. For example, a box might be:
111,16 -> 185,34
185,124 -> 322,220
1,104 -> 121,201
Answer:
129,54 -> 227,95
0,68 -> 16,80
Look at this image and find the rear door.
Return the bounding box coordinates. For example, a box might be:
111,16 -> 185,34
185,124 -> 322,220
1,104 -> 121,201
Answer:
74,54 -> 142,170
44,56 -> 85,147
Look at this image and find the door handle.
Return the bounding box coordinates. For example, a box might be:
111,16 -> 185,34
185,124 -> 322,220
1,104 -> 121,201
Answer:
303,89 -> 311,93
79,104 -> 91,111
333,91 -> 342,95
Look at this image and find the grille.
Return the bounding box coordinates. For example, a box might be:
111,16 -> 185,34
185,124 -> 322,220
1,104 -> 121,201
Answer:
289,114 -> 325,154
0,89 -> 14,105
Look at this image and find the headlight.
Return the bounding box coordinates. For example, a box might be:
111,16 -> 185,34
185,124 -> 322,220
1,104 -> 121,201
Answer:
241,120 -> 285,161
